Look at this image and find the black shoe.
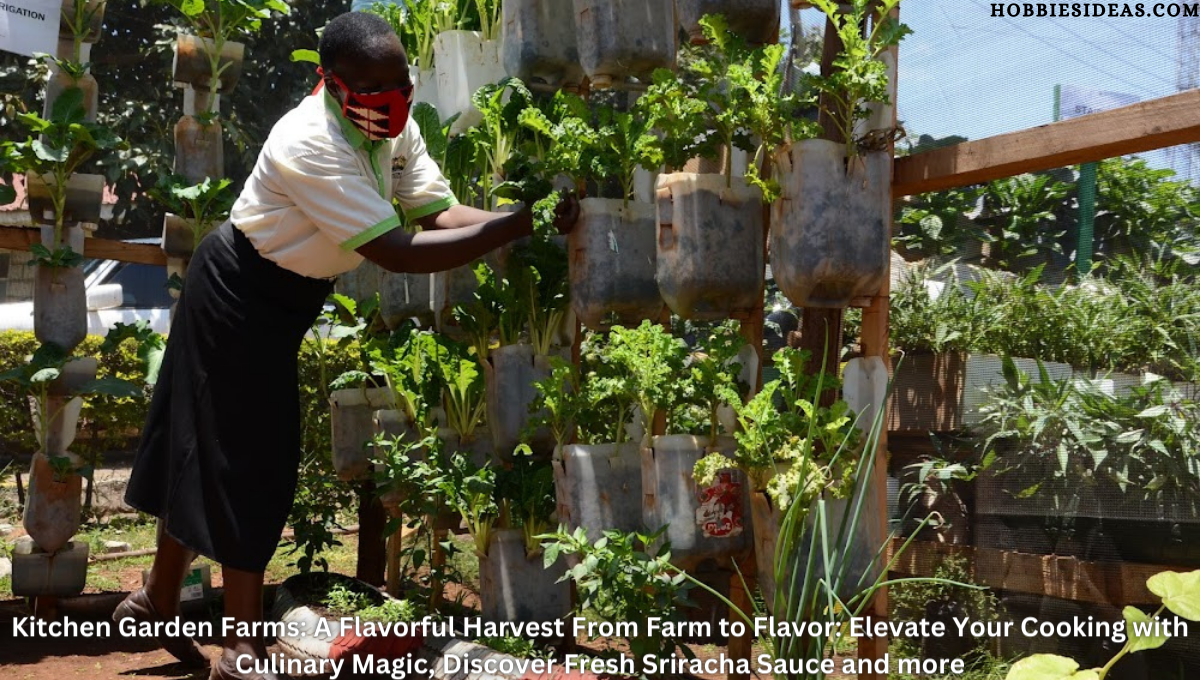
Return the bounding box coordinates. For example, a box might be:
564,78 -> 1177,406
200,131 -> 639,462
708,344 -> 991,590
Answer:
113,588 -> 210,668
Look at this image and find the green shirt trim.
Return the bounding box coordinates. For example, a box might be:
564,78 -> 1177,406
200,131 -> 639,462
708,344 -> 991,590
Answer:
404,196 -> 458,221
341,212 -> 402,251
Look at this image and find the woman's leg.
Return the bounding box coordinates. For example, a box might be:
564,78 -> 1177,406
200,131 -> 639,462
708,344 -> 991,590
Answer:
210,566 -> 279,680
112,525 -> 209,667
144,522 -> 196,617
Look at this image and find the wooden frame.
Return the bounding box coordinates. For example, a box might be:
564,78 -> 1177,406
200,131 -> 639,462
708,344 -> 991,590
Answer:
0,226 -> 167,266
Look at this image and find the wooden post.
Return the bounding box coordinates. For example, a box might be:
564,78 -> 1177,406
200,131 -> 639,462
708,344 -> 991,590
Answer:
356,480 -> 387,586
856,3 -> 901,677
791,12 -> 848,383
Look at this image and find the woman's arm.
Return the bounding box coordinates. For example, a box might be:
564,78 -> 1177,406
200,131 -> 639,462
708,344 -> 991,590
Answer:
355,208 -> 533,274
415,203 -> 508,230
356,194 -> 579,274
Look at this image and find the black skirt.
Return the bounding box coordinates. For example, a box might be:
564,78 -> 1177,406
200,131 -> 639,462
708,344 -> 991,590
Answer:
125,221 -> 333,572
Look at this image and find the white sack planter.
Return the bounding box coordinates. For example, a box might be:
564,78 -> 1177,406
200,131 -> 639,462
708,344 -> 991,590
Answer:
655,173 -> 764,320
770,139 -> 890,308
414,68 -> 439,113
437,426 -> 494,469
568,198 -> 663,329
479,528 -> 570,624
502,0 -> 583,89
330,387 -> 393,481
553,442 -> 643,540
641,435 -> 751,570
572,0 -> 677,88
433,31 -> 505,133
485,344 -> 553,459
334,260 -> 381,302
379,269 -> 434,328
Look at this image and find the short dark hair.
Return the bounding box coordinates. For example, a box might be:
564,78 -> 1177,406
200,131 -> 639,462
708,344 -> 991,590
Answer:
319,12 -> 404,69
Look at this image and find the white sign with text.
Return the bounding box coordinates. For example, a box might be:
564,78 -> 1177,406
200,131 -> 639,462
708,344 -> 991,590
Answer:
0,1 -> 61,58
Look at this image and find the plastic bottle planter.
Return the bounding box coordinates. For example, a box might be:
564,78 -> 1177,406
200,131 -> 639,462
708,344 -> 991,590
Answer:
45,67 -> 99,123
33,224 -> 88,352
641,435 -> 751,571
552,443 -> 644,540
569,198 -> 664,329
333,261 -> 381,302
172,35 -> 246,93
770,139 -> 890,308
23,452 -> 84,555
174,116 -> 224,185
676,0 -> 781,46
655,173 -> 764,321
572,0 -> 677,88
502,0 -> 584,89
161,213 -> 201,259
10,538 -> 89,597
436,427 -> 494,470
479,528 -> 570,624
379,269 -> 435,329
433,31 -> 506,133
485,344 -> 554,459
414,68 -> 438,114
330,387 -> 393,481
750,491 -> 883,613
26,173 -> 105,226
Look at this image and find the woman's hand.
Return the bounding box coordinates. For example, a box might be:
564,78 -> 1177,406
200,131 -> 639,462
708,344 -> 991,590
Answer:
551,192 -> 581,236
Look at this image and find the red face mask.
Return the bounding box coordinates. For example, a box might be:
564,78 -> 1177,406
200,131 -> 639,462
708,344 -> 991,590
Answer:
317,67 -> 413,141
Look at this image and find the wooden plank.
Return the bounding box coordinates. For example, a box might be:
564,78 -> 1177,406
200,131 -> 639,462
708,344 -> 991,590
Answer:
856,2 -> 899,674
893,88 -> 1200,197
888,539 -> 1187,607
0,226 -> 167,266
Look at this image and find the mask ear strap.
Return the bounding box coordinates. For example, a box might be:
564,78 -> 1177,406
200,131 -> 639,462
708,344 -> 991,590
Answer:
312,66 -> 326,96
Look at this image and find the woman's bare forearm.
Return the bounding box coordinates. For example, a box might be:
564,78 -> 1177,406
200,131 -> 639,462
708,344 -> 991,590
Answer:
416,203 -> 512,230
355,209 -> 532,273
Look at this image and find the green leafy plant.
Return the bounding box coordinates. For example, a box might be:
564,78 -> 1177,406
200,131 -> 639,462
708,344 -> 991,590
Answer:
322,293 -> 390,396
468,77 -> 536,211
473,0 -> 501,42
978,172 -> 1071,271
603,321 -> 690,440
156,0 -> 290,116
370,325 -> 444,428
149,174 -> 236,247
805,0 -> 910,160
6,87 -> 123,258
508,225 -> 569,357
685,322 -> 750,441
895,186 -> 982,258
693,347 -> 861,511
1006,569 -> 1200,680
0,342 -> 140,466
98,321 -> 167,387
524,356 -> 583,450
452,261 -> 529,361
434,336 -> 486,443
498,445 -> 556,556
439,454 -> 497,557
475,635 -> 552,660
975,358 -> 1200,517
60,0 -> 106,63
516,91 -> 598,195
322,581 -> 423,622
541,525 -> 694,662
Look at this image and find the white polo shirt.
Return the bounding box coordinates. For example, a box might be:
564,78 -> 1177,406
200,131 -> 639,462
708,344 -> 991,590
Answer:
230,90 -> 458,279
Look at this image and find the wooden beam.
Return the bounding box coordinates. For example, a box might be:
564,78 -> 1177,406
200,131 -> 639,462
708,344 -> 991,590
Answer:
893,88 -> 1200,196
0,227 -> 167,266
889,539 -> 1186,607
